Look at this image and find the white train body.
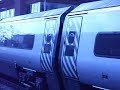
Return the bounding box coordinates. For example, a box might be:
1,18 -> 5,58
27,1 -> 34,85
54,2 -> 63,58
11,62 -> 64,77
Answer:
1,0 -> 120,89
77,8 -> 120,89
60,0 -> 120,89
0,7 -> 70,72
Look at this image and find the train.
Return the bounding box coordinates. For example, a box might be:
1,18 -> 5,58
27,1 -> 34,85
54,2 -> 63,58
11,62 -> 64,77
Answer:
0,0 -> 120,90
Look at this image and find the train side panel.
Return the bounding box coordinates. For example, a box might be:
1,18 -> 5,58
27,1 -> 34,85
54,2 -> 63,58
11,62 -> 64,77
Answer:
77,8 -> 120,89
0,18 -> 46,71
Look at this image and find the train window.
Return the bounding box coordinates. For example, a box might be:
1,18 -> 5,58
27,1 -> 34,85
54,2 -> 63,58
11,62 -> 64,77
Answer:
0,35 -> 35,50
94,32 -> 120,59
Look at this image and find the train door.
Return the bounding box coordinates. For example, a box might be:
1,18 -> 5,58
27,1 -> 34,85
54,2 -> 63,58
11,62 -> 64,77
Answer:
60,15 -> 83,90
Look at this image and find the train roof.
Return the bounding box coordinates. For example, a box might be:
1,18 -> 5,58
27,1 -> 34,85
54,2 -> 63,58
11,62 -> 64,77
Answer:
71,0 -> 120,13
0,6 -> 70,22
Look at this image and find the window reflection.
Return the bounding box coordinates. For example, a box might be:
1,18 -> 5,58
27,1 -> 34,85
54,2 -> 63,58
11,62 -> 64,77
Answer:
0,35 -> 35,50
